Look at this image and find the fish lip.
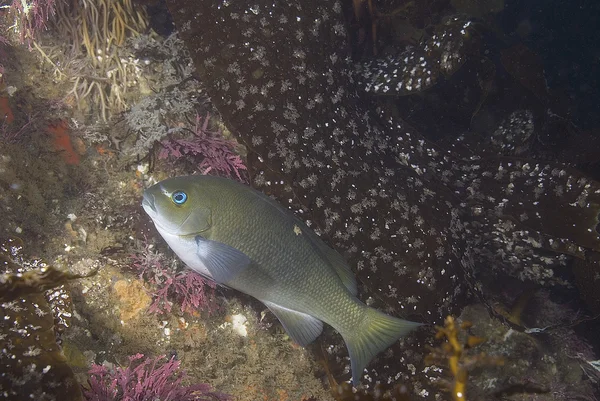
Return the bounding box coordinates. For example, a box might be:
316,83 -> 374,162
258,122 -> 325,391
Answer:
141,192 -> 157,217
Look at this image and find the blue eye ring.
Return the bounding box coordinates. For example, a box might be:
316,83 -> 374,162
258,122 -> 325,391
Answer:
172,191 -> 187,205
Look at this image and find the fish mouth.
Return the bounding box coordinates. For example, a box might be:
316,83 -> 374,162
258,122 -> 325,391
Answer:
141,191 -> 201,236
141,192 -> 157,218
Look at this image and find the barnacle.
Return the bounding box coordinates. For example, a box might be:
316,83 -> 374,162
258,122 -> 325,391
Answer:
356,16 -> 480,96
425,316 -> 504,401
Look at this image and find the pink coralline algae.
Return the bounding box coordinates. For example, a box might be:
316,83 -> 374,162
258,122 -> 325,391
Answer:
84,353 -> 230,401
147,268 -> 217,315
8,0 -> 57,45
159,113 -> 247,181
130,239 -> 218,316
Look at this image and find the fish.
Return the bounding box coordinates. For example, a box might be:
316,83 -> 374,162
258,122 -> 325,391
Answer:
142,175 -> 422,385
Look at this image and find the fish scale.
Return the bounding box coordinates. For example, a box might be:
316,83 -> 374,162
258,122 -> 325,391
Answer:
205,182 -> 359,324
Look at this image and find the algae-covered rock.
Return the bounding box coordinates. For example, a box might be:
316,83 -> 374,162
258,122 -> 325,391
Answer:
0,254 -> 97,302
0,238 -> 86,401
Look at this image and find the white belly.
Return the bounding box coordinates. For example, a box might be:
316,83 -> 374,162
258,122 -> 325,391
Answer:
154,224 -> 214,280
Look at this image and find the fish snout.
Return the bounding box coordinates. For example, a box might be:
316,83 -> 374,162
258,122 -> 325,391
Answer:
141,191 -> 157,217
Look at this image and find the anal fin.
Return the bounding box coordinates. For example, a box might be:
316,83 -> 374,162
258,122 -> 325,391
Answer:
263,300 -> 323,346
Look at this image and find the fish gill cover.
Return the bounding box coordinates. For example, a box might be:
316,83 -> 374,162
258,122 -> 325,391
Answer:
162,0 -> 600,390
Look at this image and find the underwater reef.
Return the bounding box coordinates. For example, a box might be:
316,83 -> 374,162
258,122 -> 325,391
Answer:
163,0 -> 600,396
1,0 -> 600,399
0,238 -> 88,400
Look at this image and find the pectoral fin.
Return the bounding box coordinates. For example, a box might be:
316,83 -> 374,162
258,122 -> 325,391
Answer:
263,300 -> 323,346
194,235 -> 251,284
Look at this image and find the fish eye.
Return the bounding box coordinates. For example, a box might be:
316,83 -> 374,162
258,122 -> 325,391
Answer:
171,191 -> 187,205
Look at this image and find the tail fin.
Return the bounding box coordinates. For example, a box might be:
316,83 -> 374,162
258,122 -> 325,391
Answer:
343,308 -> 422,386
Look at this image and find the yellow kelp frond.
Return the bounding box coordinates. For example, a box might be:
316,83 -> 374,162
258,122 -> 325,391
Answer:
425,316 -> 504,401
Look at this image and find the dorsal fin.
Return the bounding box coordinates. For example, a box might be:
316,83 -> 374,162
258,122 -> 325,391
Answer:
319,244 -> 357,296
304,229 -> 357,296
